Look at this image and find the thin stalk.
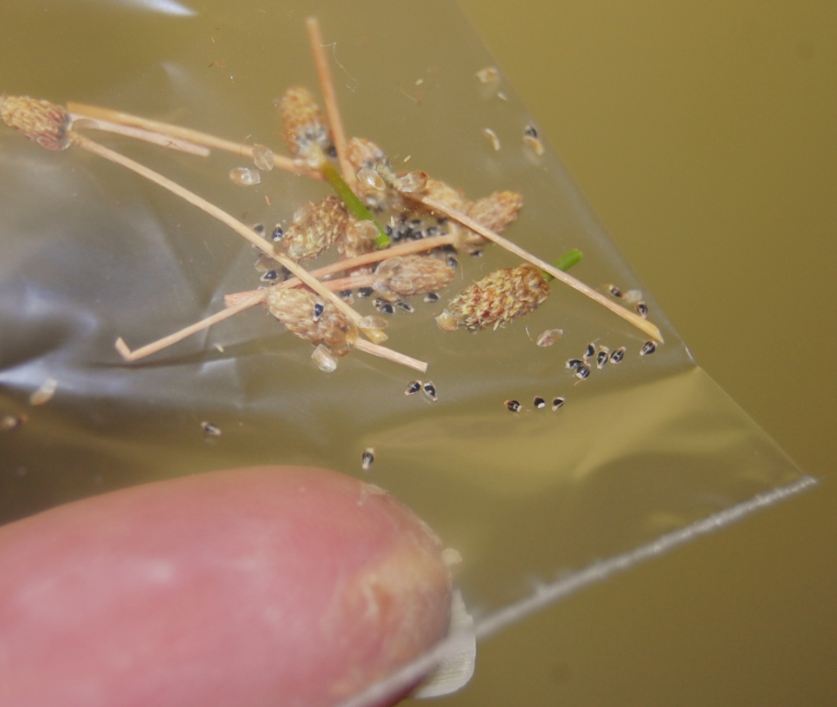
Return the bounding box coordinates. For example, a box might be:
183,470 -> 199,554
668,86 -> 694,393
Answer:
70,116 -> 209,156
320,162 -> 390,247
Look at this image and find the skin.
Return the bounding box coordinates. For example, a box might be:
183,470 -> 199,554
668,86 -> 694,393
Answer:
0,466 -> 452,707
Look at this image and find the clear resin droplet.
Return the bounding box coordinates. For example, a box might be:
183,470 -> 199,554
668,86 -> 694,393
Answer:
252,144 -> 275,171
311,344 -> 338,373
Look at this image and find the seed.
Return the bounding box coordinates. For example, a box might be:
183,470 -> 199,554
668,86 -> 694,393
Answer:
357,167 -> 387,191
610,346 -> 626,364
422,381 -> 438,402
394,170 -> 428,194
404,380 -> 422,396
551,396 -> 566,411
469,249 -> 483,257
505,399 -> 521,413
524,124 -> 539,139
271,225 -> 285,242
311,344 -> 339,373
395,300 -> 415,313
373,298 -> 395,315
596,350 -> 609,369
339,289 -> 353,300
260,269 -> 279,282
482,127 -> 501,151
29,377 -> 58,406
446,255 -> 459,268
575,365 -> 591,380
1,414 -> 26,432
361,448 -> 375,471
533,396 -> 546,409
607,284 -> 623,298
424,292 -> 440,303
228,166 -> 261,186
252,223 -> 265,235
523,134 -> 545,157
583,343 -> 596,361
476,66 -> 500,84
565,358 -> 584,371
536,328 -> 564,347
356,287 -> 374,299
635,302 -> 649,318
640,341 -> 657,356
201,421 -> 222,437
252,143 -> 275,171
312,302 -> 324,322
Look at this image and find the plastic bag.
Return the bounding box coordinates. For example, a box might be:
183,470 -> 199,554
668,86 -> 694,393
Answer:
0,0 -> 814,703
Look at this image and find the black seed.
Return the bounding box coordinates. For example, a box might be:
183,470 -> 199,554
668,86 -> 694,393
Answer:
566,358 -> 584,371
361,448 -> 375,471
426,226 -> 439,236
423,292 -> 440,303
596,351 -> 609,369
505,399 -> 521,413
636,302 -> 649,318
271,225 -> 285,242
608,284 -> 623,298
533,396 -> 546,409
201,421 -> 222,437
524,124 -> 539,138
356,287 -> 374,299
312,302 -> 324,321
385,224 -> 394,236
395,300 -> 414,313
447,255 -> 459,268
339,289 -> 353,299
551,396 -> 565,411
260,269 -> 279,282
422,381 -> 438,402
405,380 -> 422,396
575,365 -> 591,380
326,145 -> 338,158
640,341 -> 657,356
253,223 -> 265,235
610,347 -> 626,364
469,249 -> 483,257
373,298 -> 395,315
584,343 -> 596,360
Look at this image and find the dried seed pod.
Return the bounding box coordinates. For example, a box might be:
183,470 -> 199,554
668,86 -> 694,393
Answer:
337,219 -> 378,259
424,178 -> 468,211
0,95 -> 71,151
345,137 -> 400,210
464,190 -> 523,245
277,86 -> 333,165
436,264 -> 550,332
280,196 -> 349,262
372,255 -> 456,299
266,287 -> 355,357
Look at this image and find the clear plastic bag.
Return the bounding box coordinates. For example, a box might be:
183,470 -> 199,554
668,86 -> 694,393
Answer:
0,1 -> 814,703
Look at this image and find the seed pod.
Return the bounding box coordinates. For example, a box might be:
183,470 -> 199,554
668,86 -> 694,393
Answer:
337,219 -> 378,259
423,178 -> 468,210
464,191 -> 523,245
0,95 -> 71,151
436,264 -> 550,332
277,86 -> 333,165
266,288 -> 355,357
373,255 -> 456,299
279,196 -> 349,262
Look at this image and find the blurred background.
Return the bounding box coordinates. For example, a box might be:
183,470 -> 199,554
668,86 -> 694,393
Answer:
416,1 -> 836,704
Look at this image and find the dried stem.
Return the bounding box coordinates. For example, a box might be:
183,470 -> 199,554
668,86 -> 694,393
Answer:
69,116 -> 209,156
71,133 -> 373,338
305,16 -> 352,185
67,101 -> 316,177
410,194 -> 665,343
115,291 -> 266,362
353,338 -> 428,373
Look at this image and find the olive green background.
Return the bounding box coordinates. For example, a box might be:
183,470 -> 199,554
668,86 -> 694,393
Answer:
423,2 -> 836,705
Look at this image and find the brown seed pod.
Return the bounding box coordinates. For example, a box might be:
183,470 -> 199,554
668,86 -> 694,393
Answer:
465,190 -> 523,245
372,255 -> 457,299
0,95 -> 71,151
277,87 -> 333,165
266,287 -> 355,357
337,218 -> 378,259
346,137 -> 400,210
436,263 -> 550,332
279,196 -> 349,262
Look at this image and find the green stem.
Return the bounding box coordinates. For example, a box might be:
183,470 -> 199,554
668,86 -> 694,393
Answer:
543,247 -> 583,281
320,161 -> 391,248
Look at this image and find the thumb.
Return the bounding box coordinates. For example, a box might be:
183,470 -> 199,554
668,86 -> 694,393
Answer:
0,466 -> 452,706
